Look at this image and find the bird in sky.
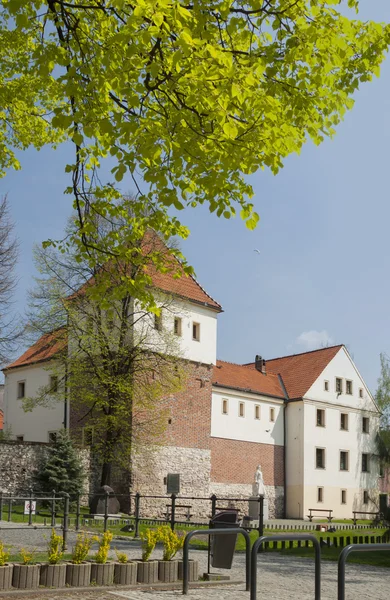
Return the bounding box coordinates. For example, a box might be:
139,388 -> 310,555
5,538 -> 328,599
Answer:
254,249 -> 261,254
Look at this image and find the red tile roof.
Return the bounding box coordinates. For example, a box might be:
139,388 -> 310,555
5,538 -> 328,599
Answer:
70,229 -> 222,312
213,360 -> 285,398
245,345 -> 343,399
4,329 -> 67,371
142,230 -> 222,311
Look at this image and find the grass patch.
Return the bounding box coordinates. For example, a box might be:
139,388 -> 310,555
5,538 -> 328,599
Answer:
280,545 -> 390,568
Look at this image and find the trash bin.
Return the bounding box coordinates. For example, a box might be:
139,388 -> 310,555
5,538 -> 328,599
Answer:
210,510 -> 239,569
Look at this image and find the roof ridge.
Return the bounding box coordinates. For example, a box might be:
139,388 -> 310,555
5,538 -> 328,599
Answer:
265,344 -> 344,363
217,359 -> 279,378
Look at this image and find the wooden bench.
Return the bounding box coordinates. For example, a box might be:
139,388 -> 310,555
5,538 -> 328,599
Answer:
307,508 -> 333,523
352,511 -> 383,526
165,504 -> 192,522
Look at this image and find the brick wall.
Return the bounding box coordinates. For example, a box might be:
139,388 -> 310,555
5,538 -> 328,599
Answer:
210,437 -> 284,487
160,362 -> 213,449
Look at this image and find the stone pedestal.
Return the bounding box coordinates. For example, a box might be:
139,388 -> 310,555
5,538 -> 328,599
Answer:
249,496 -> 269,521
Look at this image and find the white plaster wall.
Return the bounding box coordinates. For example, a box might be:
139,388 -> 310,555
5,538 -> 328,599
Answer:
211,389 -> 284,445
306,347 -> 378,412
285,401 -> 304,518
134,298 -> 218,365
302,402 -> 379,518
4,363 -> 64,442
304,485 -> 379,519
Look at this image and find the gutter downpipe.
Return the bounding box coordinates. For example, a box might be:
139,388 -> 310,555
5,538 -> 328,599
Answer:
278,375 -> 289,519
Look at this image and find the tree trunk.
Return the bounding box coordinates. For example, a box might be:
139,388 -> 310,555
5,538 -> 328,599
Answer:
100,461 -> 112,487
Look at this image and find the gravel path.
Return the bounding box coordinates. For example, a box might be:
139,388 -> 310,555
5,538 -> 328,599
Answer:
0,525 -> 389,599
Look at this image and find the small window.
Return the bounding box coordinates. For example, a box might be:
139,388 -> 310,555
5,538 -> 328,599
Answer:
50,376 -> 58,393
362,417 -> 370,434
17,381 -> 25,399
336,378 -> 343,394
359,388 -> 364,399
324,380 -> 329,391
239,402 -> 245,417
340,413 -> 348,431
380,462 -> 385,478
222,399 -> 228,415
346,380 -> 353,395
82,427 -> 94,447
255,405 -> 261,420
48,431 -> 57,443
270,407 -> 275,422
316,409 -> 325,427
317,487 -> 323,503
341,489 -> 347,504
16,435 -> 24,442
316,448 -> 325,469
363,490 -> 369,505
154,313 -> 162,331
192,322 -> 200,341
362,453 -> 369,472
340,451 -> 349,471
174,317 -> 182,336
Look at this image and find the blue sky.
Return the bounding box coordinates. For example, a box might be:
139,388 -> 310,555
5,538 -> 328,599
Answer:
2,1 -> 390,391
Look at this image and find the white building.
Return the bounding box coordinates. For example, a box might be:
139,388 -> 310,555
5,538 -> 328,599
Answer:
265,345 -> 380,519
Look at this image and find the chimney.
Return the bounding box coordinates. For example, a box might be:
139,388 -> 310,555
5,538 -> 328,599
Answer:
255,355 -> 266,375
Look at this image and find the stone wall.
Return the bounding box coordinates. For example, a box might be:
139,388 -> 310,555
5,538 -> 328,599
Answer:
131,445 -> 211,521
0,440 -> 91,498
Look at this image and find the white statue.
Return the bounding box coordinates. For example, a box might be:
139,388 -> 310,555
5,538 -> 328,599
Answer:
252,464 -> 266,496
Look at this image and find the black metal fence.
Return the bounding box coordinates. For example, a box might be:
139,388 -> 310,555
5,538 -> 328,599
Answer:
0,490 -> 265,538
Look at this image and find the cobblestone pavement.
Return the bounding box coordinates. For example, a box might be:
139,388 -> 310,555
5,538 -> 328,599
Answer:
0,526 -> 388,599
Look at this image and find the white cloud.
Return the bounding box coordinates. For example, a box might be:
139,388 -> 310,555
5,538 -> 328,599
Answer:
296,330 -> 334,350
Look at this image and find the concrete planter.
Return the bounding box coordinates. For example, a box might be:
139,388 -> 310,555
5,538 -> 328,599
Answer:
0,565 -> 13,590
66,562 -> 91,587
137,560 -> 158,584
90,562 -> 115,586
40,563 -> 67,588
158,560 -> 179,582
178,559 -> 199,582
114,562 -> 137,585
12,564 -> 40,589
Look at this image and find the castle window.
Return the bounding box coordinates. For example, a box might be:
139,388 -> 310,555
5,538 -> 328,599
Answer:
192,322 -> 200,341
